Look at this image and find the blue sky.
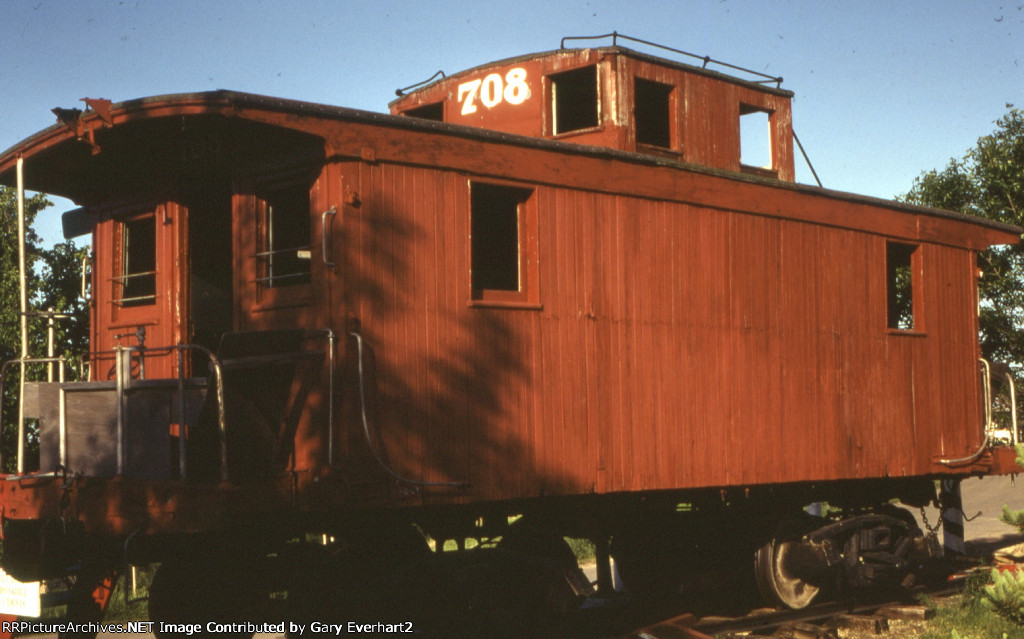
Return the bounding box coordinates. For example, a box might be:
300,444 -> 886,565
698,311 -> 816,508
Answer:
2,0 -> 1022,245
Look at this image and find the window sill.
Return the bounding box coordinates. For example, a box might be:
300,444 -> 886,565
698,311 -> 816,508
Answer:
550,125 -> 603,140
252,284 -> 315,312
886,328 -> 928,338
740,164 -> 779,180
108,317 -> 160,330
468,299 -> 543,311
636,142 -> 680,159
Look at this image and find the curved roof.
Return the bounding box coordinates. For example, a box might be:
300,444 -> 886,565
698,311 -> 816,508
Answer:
0,88 -> 1018,241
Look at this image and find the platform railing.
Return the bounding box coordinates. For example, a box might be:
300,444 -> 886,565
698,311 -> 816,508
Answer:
0,356 -> 71,474
933,358 -> 1018,467
0,344 -> 227,482
980,357 -> 1019,447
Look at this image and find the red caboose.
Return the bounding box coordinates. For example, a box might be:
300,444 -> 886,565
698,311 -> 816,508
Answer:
0,35 -> 1019,634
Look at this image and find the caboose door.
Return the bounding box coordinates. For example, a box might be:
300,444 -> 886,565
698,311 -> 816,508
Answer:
184,187 -> 234,369
227,163 -> 342,474
90,201 -> 185,381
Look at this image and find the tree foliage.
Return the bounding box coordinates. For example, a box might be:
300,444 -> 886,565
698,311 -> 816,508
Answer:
0,186 -> 88,471
980,566 -> 1024,627
901,109 -> 1024,368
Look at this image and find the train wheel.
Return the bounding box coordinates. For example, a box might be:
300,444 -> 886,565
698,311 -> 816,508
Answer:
495,522 -> 588,631
754,523 -> 820,610
148,551 -> 256,639
283,522 -> 434,637
610,518 -> 688,599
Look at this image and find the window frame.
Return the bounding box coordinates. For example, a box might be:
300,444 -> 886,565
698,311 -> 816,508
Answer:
113,211 -> 158,309
467,180 -> 541,310
885,240 -> 924,334
402,102 -> 445,121
634,76 -> 676,151
739,103 -> 776,177
256,181 -> 313,291
238,174 -> 316,312
548,65 -> 601,137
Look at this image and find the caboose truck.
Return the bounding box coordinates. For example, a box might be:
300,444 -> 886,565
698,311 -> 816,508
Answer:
0,34 -> 1021,636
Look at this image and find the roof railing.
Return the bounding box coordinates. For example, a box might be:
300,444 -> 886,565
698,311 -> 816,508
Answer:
559,31 -> 784,89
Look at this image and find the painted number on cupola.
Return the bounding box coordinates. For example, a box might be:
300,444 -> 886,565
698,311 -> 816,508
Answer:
458,68 -> 530,115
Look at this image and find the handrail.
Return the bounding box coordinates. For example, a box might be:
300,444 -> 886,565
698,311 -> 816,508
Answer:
937,357 -> 1001,466
559,32 -> 785,88
321,207 -> 336,268
349,331 -> 468,489
16,156 -> 28,475
1008,370 -> 1019,446
306,330 -> 336,468
981,357 -> 993,433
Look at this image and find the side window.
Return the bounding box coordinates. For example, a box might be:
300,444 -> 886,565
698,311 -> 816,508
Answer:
115,213 -> 157,307
634,77 -> 674,149
886,241 -> 921,331
257,183 -> 311,289
740,104 -> 774,173
470,182 -> 539,307
402,102 -> 444,121
550,66 -> 599,135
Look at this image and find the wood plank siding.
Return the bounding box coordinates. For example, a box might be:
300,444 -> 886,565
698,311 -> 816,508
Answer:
391,47 -> 796,180
329,154 -> 997,501
0,47 -> 1016,511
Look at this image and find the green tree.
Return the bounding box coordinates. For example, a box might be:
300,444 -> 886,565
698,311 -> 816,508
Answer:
901,109 -> 1024,368
0,186 -> 88,471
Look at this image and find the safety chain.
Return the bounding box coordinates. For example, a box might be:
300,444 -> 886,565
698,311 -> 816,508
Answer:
920,506 -> 942,535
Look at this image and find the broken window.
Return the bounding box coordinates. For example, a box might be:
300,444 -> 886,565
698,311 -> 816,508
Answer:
550,66 -> 599,135
634,77 -> 673,148
740,105 -> 773,170
887,242 -> 920,330
403,102 -> 444,121
258,183 -> 311,288
116,214 -> 156,307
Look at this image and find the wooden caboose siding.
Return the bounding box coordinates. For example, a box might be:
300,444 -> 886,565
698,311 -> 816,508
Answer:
279,112 -> 1007,254
391,47 -> 796,179
335,150 -> 989,501
1,92 -> 1015,500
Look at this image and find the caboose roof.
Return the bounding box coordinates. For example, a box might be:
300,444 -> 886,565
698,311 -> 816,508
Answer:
0,88 -> 1019,246
388,45 -> 796,110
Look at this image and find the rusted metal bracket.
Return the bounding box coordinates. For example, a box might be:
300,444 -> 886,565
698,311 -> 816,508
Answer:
50,97 -> 113,155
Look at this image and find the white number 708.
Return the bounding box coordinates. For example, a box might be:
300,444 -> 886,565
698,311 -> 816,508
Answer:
458,68 -> 530,115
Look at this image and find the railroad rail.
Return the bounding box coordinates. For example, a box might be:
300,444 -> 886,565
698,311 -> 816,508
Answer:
565,579 -> 966,639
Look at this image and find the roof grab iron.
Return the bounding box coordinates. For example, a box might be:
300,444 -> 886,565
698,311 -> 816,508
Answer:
559,31 -> 784,88
395,70 -> 446,97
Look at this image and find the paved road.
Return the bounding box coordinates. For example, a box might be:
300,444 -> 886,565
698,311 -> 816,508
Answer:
914,473 -> 1024,556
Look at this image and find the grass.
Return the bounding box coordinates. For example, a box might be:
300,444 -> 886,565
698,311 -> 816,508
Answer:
918,597 -> 1021,639
102,566 -> 153,622
566,537 -> 596,562
918,571 -> 1023,639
